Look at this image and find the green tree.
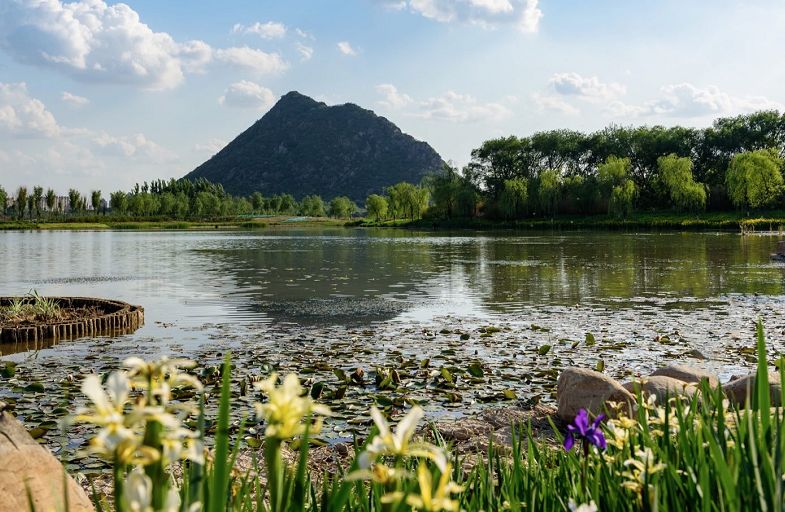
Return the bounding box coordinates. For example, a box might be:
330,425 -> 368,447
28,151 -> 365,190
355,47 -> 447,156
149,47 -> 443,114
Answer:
0,186 -> 7,216
497,178 -> 528,219
110,191 -> 128,214
15,186 -> 28,219
91,190 -> 102,214
598,156 -> 636,216
251,192 -> 265,213
279,194 -> 297,214
68,189 -> 82,214
537,170 -> 561,218
32,186 -> 43,218
45,188 -> 56,215
300,195 -> 326,217
365,194 -> 388,221
726,149 -> 784,210
328,196 -> 357,218
657,154 -> 707,212
609,181 -> 637,218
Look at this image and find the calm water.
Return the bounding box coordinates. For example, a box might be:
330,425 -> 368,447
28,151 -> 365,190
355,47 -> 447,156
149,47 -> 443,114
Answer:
1,229 -> 784,338
0,228 -> 781,366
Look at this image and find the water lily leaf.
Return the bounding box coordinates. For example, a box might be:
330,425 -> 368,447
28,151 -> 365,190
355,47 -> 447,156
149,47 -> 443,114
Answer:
467,362 -> 484,378
244,437 -> 262,448
1,362 -> 16,378
537,345 -> 552,356
440,367 -> 454,384
585,333 -> 596,347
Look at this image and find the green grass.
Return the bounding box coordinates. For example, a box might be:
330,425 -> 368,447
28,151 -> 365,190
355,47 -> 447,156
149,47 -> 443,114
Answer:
380,210 -> 785,232
0,216 -> 354,231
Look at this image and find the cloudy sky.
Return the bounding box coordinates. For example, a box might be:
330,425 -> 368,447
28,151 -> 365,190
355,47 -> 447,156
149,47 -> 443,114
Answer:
1,0 -> 784,193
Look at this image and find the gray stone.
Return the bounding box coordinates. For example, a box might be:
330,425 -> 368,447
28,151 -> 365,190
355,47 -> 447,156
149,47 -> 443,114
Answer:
0,412 -> 94,512
723,372 -> 782,406
650,365 -> 719,387
623,375 -> 698,403
556,368 -> 634,422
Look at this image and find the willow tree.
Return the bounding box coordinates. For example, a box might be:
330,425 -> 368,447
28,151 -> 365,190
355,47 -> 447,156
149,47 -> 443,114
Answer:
365,194 -> 388,221
726,149 -> 784,210
497,178 -> 528,219
657,154 -> 707,212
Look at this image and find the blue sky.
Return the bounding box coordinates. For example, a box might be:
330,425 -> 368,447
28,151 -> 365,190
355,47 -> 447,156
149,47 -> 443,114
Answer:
1,0 -> 785,194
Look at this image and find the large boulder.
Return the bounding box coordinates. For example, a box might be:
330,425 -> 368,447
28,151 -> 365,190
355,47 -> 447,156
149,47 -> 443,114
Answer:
0,411 -> 94,512
650,365 -> 719,388
557,368 -> 634,422
622,375 -> 697,403
723,372 -> 782,406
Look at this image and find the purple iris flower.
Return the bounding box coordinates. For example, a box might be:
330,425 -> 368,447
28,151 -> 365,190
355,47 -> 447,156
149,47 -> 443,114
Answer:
564,409 -> 606,452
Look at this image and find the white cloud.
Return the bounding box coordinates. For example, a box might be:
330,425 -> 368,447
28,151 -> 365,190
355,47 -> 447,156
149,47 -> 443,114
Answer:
232,21 -> 287,39
0,0 -> 214,90
92,132 -> 178,163
609,83 -> 784,119
531,92 -> 579,115
417,91 -> 512,123
295,28 -> 315,39
0,1 -> 295,90
396,0 -> 542,32
61,91 -> 89,107
194,138 -> 228,154
337,41 -> 358,56
295,42 -> 314,61
376,84 -> 413,109
549,72 -> 626,102
215,46 -> 288,74
218,81 -> 277,111
0,82 -> 61,137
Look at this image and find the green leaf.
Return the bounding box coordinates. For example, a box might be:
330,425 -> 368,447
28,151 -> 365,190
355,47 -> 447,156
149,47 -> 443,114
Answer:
585,333 -> 596,347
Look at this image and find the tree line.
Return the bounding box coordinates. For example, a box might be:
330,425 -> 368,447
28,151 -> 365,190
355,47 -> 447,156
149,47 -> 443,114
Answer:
3,111 -> 785,223
421,110 -> 785,220
0,178 -> 366,220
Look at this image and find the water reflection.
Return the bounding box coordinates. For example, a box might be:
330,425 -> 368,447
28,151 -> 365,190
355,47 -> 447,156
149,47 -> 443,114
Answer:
1,229 -> 784,334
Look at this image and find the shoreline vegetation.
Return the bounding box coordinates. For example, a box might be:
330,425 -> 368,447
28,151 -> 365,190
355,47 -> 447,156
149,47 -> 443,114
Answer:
3,210 -> 785,232
5,112 -> 785,234
9,320 -> 784,511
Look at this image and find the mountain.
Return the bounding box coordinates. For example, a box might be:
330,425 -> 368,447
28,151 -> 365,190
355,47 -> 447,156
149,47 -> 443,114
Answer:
185,91 -> 445,202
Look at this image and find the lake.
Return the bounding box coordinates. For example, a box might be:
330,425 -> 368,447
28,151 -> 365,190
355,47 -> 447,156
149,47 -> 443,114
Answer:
1,228 -> 784,455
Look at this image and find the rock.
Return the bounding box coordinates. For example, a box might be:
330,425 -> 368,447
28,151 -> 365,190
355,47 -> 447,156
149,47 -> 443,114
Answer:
556,368 -> 634,422
650,365 -> 719,388
722,372 -> 782,406
622,376 -> 698,403
0,412 -> 93,512
433,418 -> 495,443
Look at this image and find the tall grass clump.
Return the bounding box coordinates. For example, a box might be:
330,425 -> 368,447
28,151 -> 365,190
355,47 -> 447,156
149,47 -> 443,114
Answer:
65,320 -> 784,511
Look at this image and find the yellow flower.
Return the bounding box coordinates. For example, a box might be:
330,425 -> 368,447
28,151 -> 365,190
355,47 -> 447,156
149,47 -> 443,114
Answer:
360,406 -> 447,472
605,421 -> 630,450
124,357 -> 202,406
346,463 -> 411,484
254,373 -> 331,440
622,448 -> 666,493
74,373 -> 142,461
384,463 -> 463,511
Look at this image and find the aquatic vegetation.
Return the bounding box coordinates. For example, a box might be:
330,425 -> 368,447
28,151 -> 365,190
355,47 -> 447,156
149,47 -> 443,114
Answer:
0,290 -> 62,323
57,319 -> 785,511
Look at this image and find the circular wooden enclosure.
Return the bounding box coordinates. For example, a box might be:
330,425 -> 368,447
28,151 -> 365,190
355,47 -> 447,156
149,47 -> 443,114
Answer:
0,297 -> 144,345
